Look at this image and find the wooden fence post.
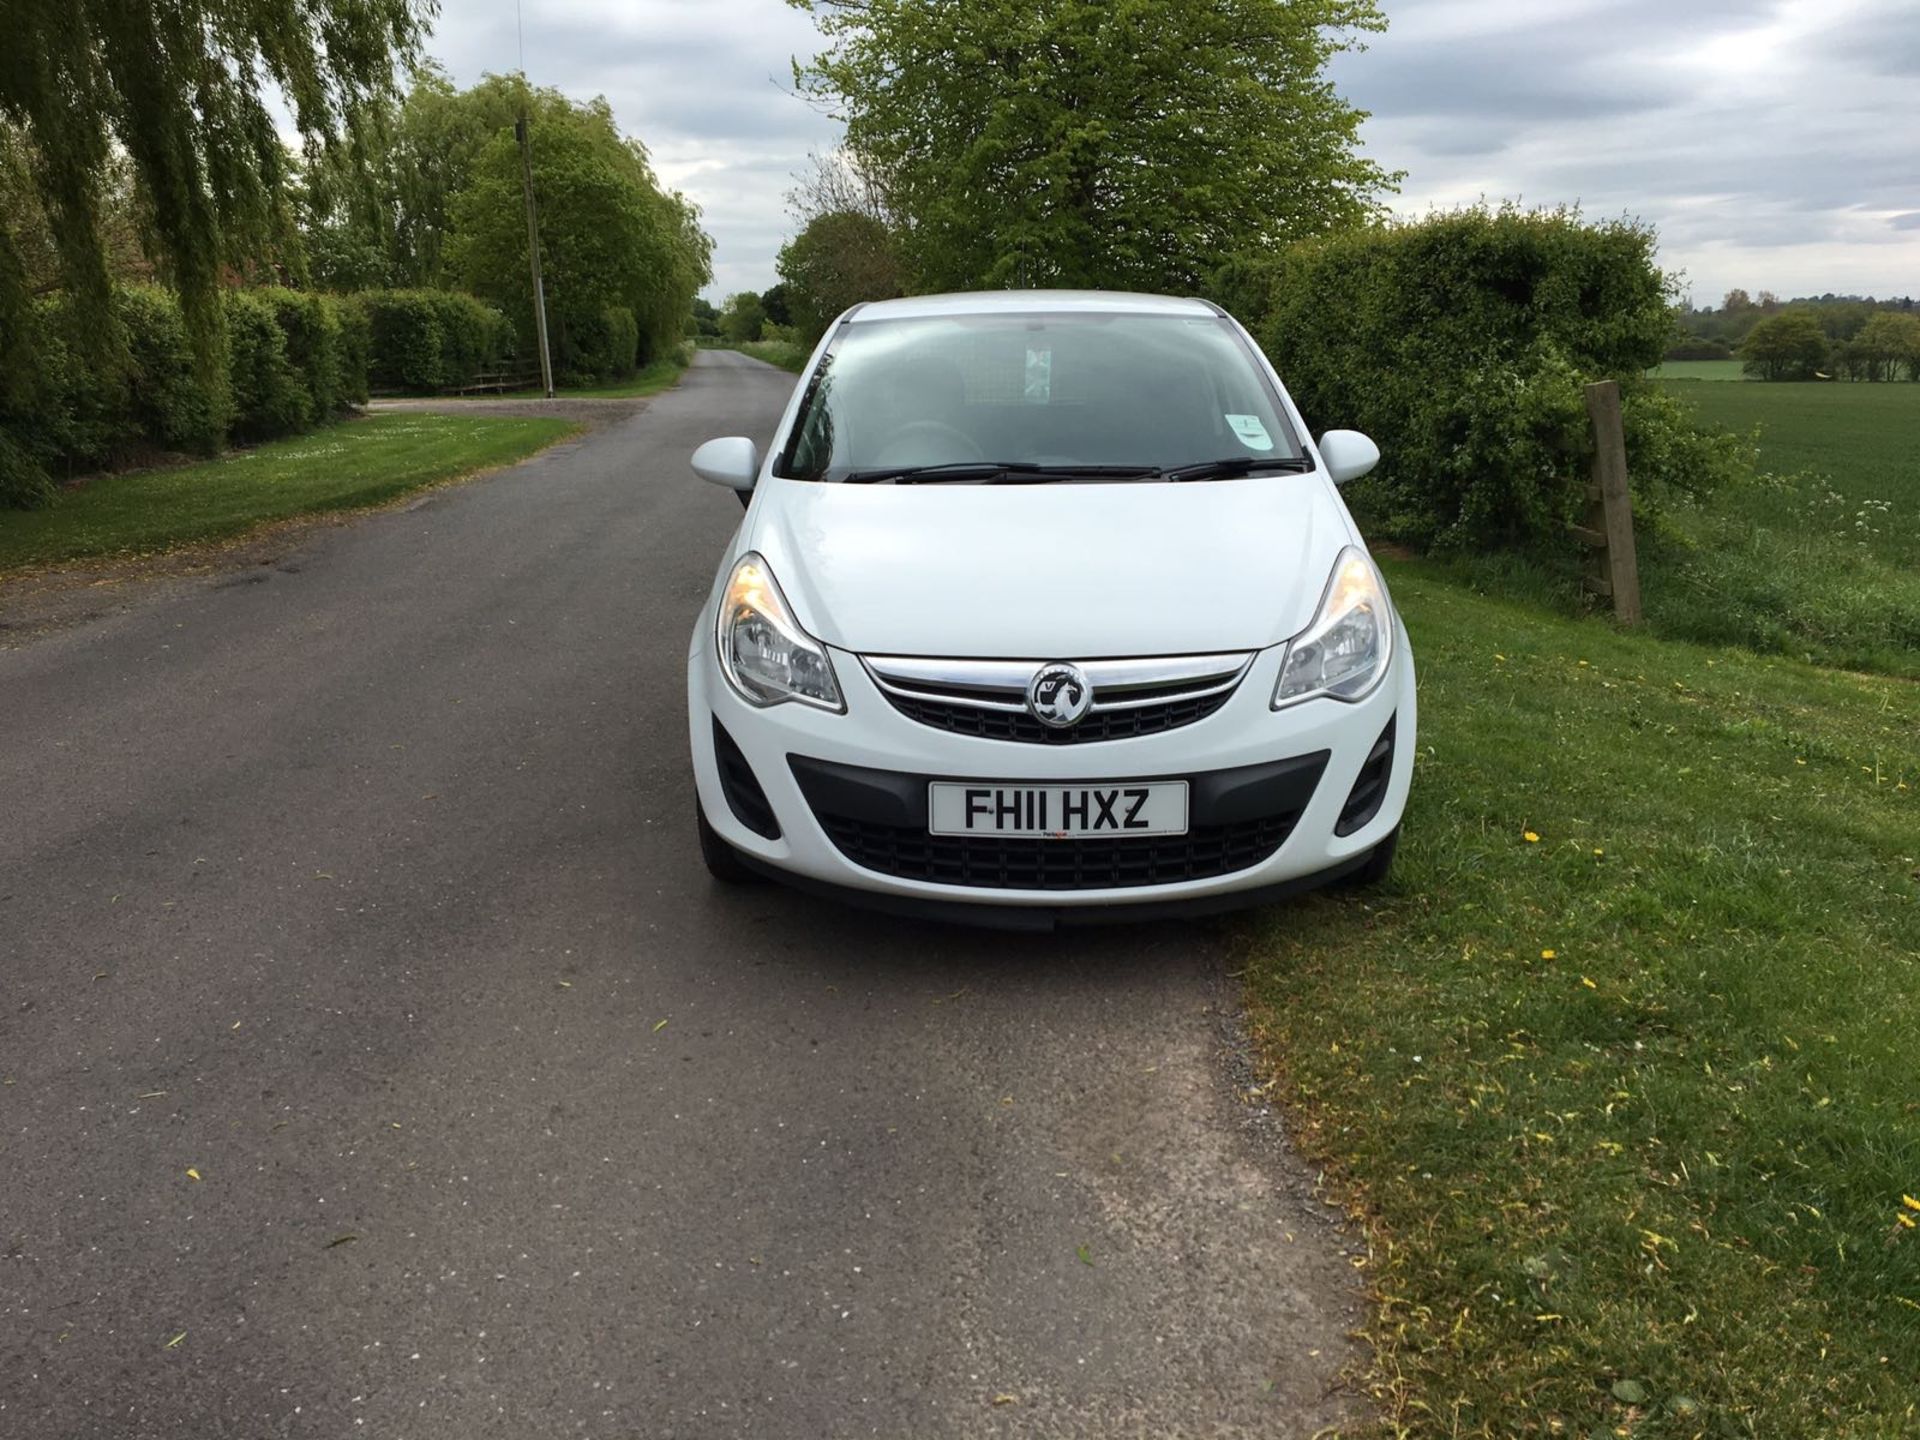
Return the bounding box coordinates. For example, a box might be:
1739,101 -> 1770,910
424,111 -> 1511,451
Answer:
1572,380 -> 1643,625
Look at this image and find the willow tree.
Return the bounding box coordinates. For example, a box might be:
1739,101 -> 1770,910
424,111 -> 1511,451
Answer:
1,0 -> 433,371
789,0 -> 1398,294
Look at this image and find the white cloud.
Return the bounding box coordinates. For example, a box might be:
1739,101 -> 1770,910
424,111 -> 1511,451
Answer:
1333,0 -> 1920,303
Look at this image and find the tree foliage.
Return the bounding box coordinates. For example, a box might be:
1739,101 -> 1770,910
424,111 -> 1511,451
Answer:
442,81 -> 710,379
789,0 -> 1397,293
1,0 -> 431,368
719,292 -> 767,344
1740,310 -> 1830,382
295,67 -> 547,293
776,211 -> 902,341
1844,311 -> 1920,382
1235,206 -> 1740,552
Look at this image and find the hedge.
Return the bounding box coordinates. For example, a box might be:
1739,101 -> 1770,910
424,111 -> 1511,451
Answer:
1220,206 -> 1747,552
0,283 -> 521,507
560,305 -> 639,383
354,289 -> 516,393
0,285 -> 368,508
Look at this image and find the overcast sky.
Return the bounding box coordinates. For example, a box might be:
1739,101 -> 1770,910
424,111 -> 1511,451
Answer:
423,0 -> 1918,306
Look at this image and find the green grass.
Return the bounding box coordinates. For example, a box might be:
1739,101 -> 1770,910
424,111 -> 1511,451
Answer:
1650,360 -> 1748,381
1244,561 -> 1919,1437
1664,381 -> 1920,564
0,412 -> 578,572
703,338 -> 811,374
1639,378 -> 1920,675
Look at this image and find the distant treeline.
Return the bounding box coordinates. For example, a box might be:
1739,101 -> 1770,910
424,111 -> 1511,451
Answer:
1670,290 -> 1916,357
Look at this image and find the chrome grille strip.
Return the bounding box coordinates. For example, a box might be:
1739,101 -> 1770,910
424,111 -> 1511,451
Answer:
862,653 -> 1254,714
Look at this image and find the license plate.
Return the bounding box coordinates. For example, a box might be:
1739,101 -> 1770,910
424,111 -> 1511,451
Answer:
927,782 -> 1189,838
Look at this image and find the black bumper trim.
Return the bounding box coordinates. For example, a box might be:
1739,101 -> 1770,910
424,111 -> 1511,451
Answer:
785,750 -> 1330,892
785,750 -> 1330,829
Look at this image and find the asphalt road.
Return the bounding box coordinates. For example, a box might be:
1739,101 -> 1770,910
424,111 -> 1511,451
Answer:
0,351 -> 1359,1438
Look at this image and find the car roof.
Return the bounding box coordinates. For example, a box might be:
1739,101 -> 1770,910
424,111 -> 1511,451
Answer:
848,290 -> 1218,323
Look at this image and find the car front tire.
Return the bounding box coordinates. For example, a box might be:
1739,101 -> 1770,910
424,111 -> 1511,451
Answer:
696,800 -> 757,884
1344,824 -> 1399,888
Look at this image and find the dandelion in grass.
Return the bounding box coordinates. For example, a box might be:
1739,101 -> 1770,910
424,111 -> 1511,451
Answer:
1541,949 -> 1556,960
1524,831 -> 1540,844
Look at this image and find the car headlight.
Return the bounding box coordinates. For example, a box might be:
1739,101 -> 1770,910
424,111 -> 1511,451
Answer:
716,553 -> 844,711
1273,546 -> 1393,708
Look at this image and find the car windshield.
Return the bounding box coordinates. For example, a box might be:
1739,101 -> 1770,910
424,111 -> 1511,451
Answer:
776,310 -> 1307,482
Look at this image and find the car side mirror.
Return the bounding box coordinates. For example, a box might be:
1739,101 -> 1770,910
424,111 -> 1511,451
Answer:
692,436 -> 759,492
1317,430 -> 1380,486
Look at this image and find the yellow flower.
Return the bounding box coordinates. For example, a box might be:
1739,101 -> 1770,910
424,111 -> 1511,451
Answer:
1904,1195 -> 1920,1213
1581,977 -> 1597,989
1593,848 -> 1605,857
1524,831 -> 1541,844
1541,949 -> 1557,960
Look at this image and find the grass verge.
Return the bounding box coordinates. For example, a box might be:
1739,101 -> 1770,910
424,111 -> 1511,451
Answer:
0,412 -> 578,573
1243,562 -> 1918,1437
703,338 -> 810,374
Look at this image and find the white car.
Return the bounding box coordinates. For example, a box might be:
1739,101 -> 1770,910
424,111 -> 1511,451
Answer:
686,290 -> 1414,928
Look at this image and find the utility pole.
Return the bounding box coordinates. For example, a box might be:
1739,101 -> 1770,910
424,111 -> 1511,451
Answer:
516,115 -> 555,400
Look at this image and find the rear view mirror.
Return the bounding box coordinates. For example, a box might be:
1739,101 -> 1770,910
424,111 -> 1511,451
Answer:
1317,430 -> 1380,486
692,436 -> 759,492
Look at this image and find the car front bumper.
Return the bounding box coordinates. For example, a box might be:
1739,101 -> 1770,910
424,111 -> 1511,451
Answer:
687,618 -> 1415,919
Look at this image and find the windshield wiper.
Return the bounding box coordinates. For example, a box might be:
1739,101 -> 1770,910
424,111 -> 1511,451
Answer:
841,461 -> 1154,485
1161,456 -> 1316,483
842,461 -> 1043,484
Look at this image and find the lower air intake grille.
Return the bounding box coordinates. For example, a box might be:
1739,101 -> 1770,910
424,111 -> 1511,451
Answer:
1335,715 -> 1395,836
813,814 -> 1298,891
711,718 -> 780,839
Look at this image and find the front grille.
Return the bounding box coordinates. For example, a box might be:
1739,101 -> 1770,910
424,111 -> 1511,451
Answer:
813,814 -> 1298,890
885,689 -> 1232,745
863,652 -> 1252,745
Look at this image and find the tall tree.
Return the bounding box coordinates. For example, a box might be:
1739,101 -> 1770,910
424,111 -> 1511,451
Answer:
445,85 -> 711,375
719,292 -> 767,343
294,67 -> 555,293
1739,310 -> 1828,382
1,0 -> 432,369
1852,311 -> 1920,382
789,0 -> 1397,293
777,210 -> 902,340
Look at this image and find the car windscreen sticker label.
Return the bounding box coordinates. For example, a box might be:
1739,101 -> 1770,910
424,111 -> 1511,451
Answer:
1226,413 -> 1273,450
1024,347 -> 1052,404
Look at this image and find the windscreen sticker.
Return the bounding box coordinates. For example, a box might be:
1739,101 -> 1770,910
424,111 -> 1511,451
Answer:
1226,413 -> 1273,451
1024,347 -> 1053,404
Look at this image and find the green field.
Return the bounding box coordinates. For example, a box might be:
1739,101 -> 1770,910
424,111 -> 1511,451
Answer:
0,412 -> 578,573
1664,380 -> 1920,562
1642,379 -> 1920,674
1245,561 -> 1919,1437
1649,359 -> 1747,381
